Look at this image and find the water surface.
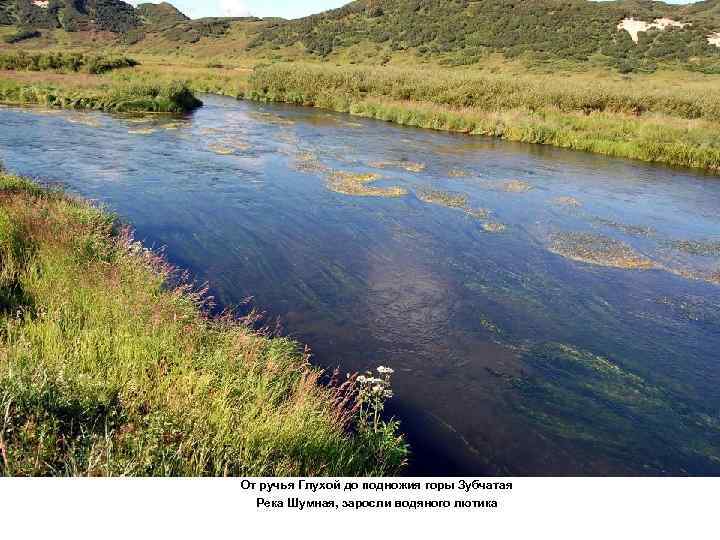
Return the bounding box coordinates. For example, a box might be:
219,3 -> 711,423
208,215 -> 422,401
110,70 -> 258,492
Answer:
2,95 -> 719,475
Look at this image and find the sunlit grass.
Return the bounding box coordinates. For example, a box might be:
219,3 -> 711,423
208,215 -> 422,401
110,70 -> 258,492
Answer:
244,63 -> 720,173
0,78 -> 202,113
0,175 -> 408,477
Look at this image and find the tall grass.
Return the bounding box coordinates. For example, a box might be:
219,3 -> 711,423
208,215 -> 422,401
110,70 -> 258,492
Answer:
0,175 -> 408,476
0,51 -> 138,74
245,63 -> 720,173
247,63 -> 720,122
0,79 -> 202,113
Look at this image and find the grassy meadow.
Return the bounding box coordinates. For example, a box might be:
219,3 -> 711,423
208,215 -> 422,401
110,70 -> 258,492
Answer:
0,175 -> 408,476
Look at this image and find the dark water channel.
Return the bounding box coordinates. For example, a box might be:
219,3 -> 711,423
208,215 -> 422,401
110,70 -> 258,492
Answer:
2,94 -> 719,475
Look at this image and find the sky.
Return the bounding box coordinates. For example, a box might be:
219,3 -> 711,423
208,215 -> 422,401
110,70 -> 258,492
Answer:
130,1 -> 703,21
129,1 -> 348,19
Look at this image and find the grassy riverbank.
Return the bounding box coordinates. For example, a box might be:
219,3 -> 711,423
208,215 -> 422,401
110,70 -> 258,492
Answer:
3,47 -> 720,171
0,175 -> 407,476
244,63 -> 720,173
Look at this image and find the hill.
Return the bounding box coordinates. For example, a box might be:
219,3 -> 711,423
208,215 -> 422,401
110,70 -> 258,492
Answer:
1,0 -> 720,71
0,0 -> 139,32
248,0 -> 720,71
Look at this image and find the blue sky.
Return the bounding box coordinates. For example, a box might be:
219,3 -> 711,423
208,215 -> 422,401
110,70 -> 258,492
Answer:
131,1 -> 702,20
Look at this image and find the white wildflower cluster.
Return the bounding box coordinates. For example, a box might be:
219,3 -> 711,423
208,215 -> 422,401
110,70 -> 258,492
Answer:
355,366 -> 398,434
357,366 -> 396,400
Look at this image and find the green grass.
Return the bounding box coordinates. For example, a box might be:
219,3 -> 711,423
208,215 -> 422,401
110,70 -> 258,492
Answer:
0,175 -> 408,476
0,79 -> 202,114
3,29 -> 41,45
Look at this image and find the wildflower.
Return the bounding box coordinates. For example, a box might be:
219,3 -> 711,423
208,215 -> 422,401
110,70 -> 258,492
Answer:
384,390 -> 394,399
377,366 -> 394,375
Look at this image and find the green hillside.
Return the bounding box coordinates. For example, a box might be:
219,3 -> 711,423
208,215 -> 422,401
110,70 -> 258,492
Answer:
248,0 -> 720,71
2,0 -> 720,71
0,0 -> 139,32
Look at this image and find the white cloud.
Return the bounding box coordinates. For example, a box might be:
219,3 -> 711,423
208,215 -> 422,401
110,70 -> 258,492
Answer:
218,0 -> 251,17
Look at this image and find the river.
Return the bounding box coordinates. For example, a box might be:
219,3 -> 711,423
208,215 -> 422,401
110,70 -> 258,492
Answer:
1,94 -> 719,475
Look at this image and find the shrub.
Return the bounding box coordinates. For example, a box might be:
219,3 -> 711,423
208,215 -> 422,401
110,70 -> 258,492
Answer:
3,29 -> 41,44
0,52 -> 138,74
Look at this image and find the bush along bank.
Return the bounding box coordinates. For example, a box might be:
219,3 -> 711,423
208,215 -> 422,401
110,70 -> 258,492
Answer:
0,52 -> 138,74
0,80 -> 203,114
0,175 -> 408,476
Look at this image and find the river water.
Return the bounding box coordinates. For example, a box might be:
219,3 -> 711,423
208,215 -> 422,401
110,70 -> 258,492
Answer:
2,94 -> 719,475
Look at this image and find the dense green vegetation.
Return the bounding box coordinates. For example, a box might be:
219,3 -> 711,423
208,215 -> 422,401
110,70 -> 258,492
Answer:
248,63 -> 720,121
1,1 -> 719,72
0,78 -> 202,113
0,0 -> 140,32
244,63 -> 720,172
0,175 -> 408,476
2,27 -> 39,44
249,0 -> 720,72
136,1 -> 189,29
160,18 -> 234,44
0,51 -> 137,73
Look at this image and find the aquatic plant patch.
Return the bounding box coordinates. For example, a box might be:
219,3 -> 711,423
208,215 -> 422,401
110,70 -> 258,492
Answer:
369,160 -> 426,173
553,196 -> 582,207
326,171 -> 407,198
416,189 -> 469,209
549,232 -> 655,270
502,180 -> 534,193
514,343 -> 720,474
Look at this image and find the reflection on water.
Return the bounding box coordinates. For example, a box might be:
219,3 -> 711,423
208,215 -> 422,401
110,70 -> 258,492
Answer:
1,96 -> 719,475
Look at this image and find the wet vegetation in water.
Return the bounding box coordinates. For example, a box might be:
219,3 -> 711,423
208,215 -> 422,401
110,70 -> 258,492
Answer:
416,189 -> 468,209
553,196 -> 582,208
502,180 -> 534,193
448,168 -> 470,178
550,232 -> 655,270
369,160 -> 426,173
668,239 -> 720,257
414,188 -> 497,226
207,142 -> 235,155
514,343 -> 720,474
482,222 -> 507,233
327,171 -> 407,198
592,217 -> 655,237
